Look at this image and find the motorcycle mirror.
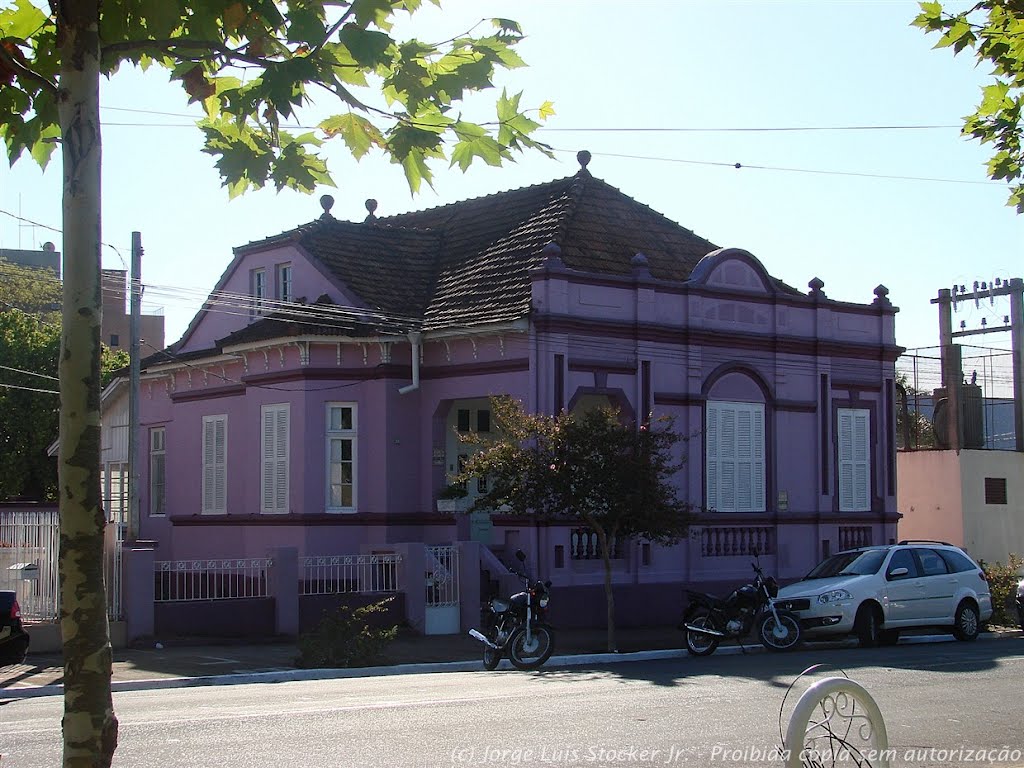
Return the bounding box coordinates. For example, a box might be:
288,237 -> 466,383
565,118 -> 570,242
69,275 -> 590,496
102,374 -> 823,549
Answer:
515,549 -> 526,562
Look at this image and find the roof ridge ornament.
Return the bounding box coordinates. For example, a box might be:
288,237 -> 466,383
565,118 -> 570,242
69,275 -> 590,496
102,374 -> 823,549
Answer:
365,198 -> 378,222
320,194 -> 335,219
577,149 -> 591,173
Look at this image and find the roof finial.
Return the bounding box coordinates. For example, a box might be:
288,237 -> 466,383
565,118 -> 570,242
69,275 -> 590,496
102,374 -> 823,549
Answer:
365,198 -> 378,221
577,150 -> 591,171
320,194 -> 335,218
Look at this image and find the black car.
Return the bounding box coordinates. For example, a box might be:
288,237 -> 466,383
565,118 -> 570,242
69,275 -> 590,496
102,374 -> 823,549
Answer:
0,590 -> 30,665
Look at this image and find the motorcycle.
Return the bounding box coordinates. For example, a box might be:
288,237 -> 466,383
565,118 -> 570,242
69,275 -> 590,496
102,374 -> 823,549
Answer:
680,550 -> 802,656
469,549 -> 555,670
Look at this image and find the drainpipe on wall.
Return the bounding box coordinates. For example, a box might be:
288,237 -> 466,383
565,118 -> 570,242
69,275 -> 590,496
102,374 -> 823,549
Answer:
398,332 -> 422,395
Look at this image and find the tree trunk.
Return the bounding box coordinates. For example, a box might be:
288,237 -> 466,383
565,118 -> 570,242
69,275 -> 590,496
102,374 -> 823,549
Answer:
597,526 -> 617,652
56,1 -> 118,765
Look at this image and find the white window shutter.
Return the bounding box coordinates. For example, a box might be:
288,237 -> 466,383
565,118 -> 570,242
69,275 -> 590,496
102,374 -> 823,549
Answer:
838,408 -> 870,512
261,405 -> 289,513
706,404 -> 719,511
706,401 -> 766,513
202,416 -> 227,514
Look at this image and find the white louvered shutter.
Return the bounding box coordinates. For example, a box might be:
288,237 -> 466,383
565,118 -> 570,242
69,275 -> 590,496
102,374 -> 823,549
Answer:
706,401 -> 765,513
838,408 -> 870,511
261,405 -> 289,513
202,416 -> 227,513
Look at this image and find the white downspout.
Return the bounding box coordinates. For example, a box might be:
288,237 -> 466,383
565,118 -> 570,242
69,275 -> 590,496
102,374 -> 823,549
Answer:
398,332 -> 422,394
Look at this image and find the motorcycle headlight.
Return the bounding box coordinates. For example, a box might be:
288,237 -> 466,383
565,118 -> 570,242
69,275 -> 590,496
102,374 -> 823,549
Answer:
539,595 -> 549,608
818,589 -> 852,605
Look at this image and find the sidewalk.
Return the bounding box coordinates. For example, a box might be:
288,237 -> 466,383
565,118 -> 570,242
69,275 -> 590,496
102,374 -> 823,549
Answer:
0,625 -> 684,693
2,625 -> 1018,698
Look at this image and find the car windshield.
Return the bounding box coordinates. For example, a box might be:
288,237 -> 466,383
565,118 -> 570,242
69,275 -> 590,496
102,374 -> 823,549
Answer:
804,550 -> 887,579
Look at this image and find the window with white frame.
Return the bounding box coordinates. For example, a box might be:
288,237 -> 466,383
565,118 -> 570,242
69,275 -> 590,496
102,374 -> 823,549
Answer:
261,404 -> 289,513
837,408 -> 871,512
326,403 -> 356,511
276,263 -> 292,303
150,427 -> 166,516
706,401 -> 765,513
251,268 -> 266,315
201,415 -> 227,514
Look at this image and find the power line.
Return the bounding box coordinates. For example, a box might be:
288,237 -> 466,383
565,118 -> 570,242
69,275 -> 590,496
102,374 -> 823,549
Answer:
0,364 -> 58,381
0,382 -> 59,395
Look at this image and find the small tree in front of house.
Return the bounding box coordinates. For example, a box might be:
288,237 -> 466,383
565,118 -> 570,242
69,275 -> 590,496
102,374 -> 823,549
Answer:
458,396 -> 693,652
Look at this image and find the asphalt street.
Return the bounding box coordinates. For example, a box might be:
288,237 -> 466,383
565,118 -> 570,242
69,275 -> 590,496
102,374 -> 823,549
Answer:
3,638 -> 1023,768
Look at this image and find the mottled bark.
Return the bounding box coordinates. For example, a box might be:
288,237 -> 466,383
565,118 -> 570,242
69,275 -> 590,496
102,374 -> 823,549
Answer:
56,0 -> 118,766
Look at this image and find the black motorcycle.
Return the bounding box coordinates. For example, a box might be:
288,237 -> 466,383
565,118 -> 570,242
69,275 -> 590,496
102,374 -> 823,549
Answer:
680,552 -> 801,656
469,549 -> 555,670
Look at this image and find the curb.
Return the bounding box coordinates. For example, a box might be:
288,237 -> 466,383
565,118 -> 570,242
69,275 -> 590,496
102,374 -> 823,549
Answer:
0,631 -> 1011,701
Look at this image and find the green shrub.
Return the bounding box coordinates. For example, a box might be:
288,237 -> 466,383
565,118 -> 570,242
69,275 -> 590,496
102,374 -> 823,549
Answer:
296,597 -> 398,668
977,553 -> 1023,627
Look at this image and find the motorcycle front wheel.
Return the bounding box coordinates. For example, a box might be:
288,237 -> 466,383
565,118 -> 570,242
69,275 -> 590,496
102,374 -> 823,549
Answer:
684,610 -> 721,656
757,611 -> 802,651
483,645 -> 502,670
507,624 -> 555,670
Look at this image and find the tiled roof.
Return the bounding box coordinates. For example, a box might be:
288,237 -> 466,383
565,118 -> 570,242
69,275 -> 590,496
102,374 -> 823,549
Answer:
243,167 -> 726,333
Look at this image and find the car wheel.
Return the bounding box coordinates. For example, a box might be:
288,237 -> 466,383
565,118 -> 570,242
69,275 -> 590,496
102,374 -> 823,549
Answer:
854,603 -> 882,648
878,629 -> 900,646
953,601 -> 980,642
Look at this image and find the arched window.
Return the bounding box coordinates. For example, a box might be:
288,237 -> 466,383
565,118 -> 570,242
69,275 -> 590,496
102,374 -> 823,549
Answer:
705,371 -> 767,513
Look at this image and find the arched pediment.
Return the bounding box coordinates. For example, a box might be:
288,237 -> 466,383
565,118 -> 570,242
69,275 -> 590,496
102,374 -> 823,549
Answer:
689,248 -> 775,295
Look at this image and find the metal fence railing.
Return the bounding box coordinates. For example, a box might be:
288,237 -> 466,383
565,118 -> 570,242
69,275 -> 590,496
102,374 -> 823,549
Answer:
897,346 -> 1017,451
0,508 -> 60,622
155,558 -> 272,602
425,545 -> 459,607
300,554 -> 401,595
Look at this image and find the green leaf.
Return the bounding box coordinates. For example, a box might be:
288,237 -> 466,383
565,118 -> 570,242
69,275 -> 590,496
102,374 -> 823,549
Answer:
338,24 -> 395,68
319,112 -> 384,159
0,0 -> 48,39
400,148 -> 434,194
29,121 -> 59,167
450,121 -> 505,170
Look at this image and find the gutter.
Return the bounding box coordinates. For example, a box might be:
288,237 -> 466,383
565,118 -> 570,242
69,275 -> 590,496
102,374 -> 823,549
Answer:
398,332 -> 423,395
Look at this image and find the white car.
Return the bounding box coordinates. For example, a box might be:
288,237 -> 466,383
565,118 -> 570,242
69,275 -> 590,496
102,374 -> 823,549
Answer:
776,541 -> 993,646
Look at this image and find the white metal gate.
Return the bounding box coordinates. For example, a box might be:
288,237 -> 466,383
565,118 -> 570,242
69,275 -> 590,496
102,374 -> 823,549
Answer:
424,545 -> 460,635
0,508 -> 60,622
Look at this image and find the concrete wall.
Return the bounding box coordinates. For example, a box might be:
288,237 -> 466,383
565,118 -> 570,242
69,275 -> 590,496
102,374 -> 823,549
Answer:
959,450 -> 1024,565
896,451 -> 965,547
898,449 -> 1024,565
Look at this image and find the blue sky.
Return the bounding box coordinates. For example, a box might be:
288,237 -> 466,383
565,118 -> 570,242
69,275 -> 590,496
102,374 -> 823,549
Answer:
0,0 -> 1020,353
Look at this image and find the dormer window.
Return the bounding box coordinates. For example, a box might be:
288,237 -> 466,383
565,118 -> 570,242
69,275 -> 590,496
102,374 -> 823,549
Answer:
251,268 -> 266,316
276,263 -> 292,303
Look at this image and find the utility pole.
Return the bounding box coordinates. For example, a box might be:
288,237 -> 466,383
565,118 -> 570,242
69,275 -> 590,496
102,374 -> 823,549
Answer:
934,277 -> 1024,452
127,232 -> 142,542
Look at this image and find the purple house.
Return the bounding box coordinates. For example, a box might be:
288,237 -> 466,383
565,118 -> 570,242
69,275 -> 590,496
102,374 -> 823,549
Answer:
127,153 -> 901,638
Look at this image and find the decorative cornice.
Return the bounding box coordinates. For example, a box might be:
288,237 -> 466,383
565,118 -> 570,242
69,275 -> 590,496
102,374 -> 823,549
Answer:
170,384 -> 247,403
534,314 -> 903,362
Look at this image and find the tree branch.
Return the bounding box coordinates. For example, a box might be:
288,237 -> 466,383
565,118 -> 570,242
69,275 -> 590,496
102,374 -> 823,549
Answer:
310,3 -> 359,57
101,38 -> 278,68
0,44 -> 57,97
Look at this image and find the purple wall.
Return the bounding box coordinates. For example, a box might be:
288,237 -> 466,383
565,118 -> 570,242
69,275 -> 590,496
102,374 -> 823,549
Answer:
131,243 -> 900,634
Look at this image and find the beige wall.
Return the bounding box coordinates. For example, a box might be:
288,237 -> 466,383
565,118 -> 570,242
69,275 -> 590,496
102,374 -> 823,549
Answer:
959,451 -> 1024,566
898,449 -> 1024,566
896,451 -> 965,547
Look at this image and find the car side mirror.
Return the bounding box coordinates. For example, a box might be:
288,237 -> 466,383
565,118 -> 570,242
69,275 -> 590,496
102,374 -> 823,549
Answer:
888,567 -> 909,578
515,549 -> 526,562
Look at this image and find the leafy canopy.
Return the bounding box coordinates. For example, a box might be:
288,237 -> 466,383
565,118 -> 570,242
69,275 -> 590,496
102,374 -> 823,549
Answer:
915,1 -> 1024,212
458,397 -> 693,543
0,0 -> 554,196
